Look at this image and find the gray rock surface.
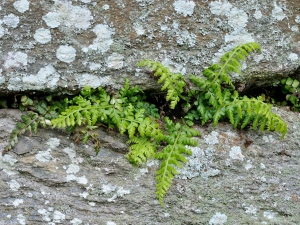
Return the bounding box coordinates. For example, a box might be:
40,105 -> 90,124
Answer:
0,107 -> 300,225
1,0 -> 300,94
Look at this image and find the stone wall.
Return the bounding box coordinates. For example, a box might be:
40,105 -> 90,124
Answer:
1,107 -> 300,224
1,0 -> 300,94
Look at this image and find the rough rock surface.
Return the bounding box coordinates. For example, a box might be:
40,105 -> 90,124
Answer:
1,0 -> 300,94
0,107 -> 300,225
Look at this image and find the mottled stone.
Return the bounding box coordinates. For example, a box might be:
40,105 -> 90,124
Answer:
0,107 -> 300,224
0,0 -> 300,95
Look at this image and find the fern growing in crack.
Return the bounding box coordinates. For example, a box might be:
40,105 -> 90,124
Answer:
137,60 -> 187,109
185,42 -> 287,138
3,42 -> 289,207
51,79 -> 164,158
3,95 -> 67,155
155,117 -> 200,206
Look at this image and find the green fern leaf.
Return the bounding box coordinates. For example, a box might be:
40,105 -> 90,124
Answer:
126,136 -> 157,165
155,118 -> 199,206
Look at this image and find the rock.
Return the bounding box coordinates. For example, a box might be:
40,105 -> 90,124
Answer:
0,107 -> 300,224
1,1 -> 300,95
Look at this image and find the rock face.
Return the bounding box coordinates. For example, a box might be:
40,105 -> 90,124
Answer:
1,0 -> 300,94
1,107 -> 300,224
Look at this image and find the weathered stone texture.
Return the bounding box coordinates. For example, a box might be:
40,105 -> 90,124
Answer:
1,0 -> 300,94
1,107 -> 300,224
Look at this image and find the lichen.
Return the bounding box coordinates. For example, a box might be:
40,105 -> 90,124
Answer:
82,24 -> 115,54
3,14 -> 19,28
34,28 -> 52,44
13,0 -> 30,13
173,0 -> 196,17
56,45 -> 76,63
42,1 -> 93,30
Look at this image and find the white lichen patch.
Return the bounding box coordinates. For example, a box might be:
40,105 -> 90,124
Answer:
79,191 -> 89,198
34,28 -> 52,44
88,202 -> 96,206
209,212 -> 227,225
133,23 -> 145,36
227,7 -> 248,29
116,187 -> 130,197
102,184 -> 117,194
21,65 -> 60,90
263,210 -> 277,219
209,1 -> 232,16
4,51 -> 27,70
102,183 -> 130,202
272,3 -> 286,21
13,0 -> 30,13
66,174 -> 88,184
229,146 -> 244,161
288,53 -> 299,61
253,10 -> 262,19
175,146 -> 205,179
244,204 -> 257,215
35,149 -> 53,162
162,58 -> 186,75
0,154 -> 18,175
209,1 -> 254,63
17,214 -> 26,225
173,0 -> 195,17
13,199 -> 24,207
107,222 -> 116,225
43,1 -> 93,30
295,15 -> 300,23
76,74 -> 111,88
106,53 -> 124,69
56,45 -> 76,63
70,218 -> 83,225
175,29 -> 197,47
3,14 -> 19,28
0,25 -> 5,38
7,179 -> 21,191
38,209 -> 51,222
53,210 -> 66,223
89,62 -> 102,71
102,4 -> 110,10
291,25 -> 299,32
66,164 -> 80,174
204,131 -> 219,145
46,138 -> 60,149
42,12 -> 60,28
262,135 -> 275,143
83,24 -> 115,54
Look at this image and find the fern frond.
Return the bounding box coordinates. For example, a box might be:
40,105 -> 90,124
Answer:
224,98 -> 287,138
126,136 -> 158,165
155,117 -> 200,206
138,60 -> 187,109
3,111 -> 44,155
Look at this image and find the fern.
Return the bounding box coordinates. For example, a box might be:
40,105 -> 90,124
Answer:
280,77 -> 300,110
126,136 -> 158,165
155,117 -> 200,206
3,95 -> 66,155
4,42 -> 289,207
137,60 -> 187,109
185,42 -> 287,138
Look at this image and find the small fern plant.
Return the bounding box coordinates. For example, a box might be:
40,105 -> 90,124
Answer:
138,42 -> 287,138
3,42 -> 288,207
280,77 -> 300,110
3,95 -> 67,155
49,79 -> 200,206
